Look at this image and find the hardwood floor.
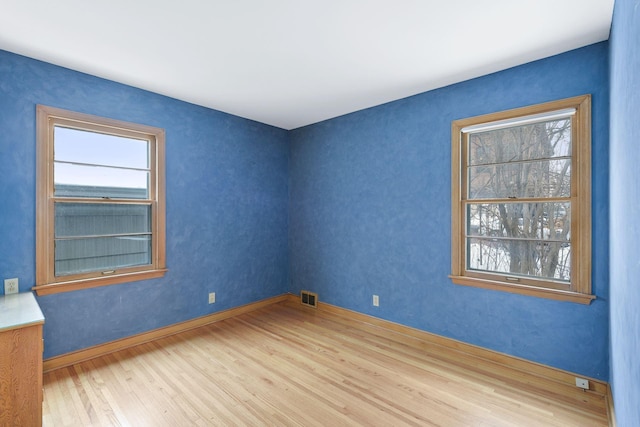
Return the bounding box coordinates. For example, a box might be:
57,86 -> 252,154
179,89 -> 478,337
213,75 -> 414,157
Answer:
43,301 -> 609,426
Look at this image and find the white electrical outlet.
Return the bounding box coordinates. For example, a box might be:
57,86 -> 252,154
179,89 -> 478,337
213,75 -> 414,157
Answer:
208,292 -> 216,304
575,377 -> 589,390
373,294 -> 379,307
4,278 -> 19,295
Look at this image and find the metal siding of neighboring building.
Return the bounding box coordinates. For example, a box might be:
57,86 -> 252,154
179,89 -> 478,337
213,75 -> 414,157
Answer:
54,185 -> 151,276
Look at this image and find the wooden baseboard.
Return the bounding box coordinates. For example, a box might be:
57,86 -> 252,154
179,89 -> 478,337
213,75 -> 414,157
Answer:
606,384 -> 617,427
43,294 -> 289,373
285,294 -> 610,396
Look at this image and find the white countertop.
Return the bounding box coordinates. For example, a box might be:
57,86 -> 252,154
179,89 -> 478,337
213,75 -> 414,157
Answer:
0,292 -> 45,332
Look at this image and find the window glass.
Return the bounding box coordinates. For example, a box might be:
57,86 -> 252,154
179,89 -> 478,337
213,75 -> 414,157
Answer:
54,126 -> 150,198
54,127 -> 149,168
55,203 -> 151,237
54,163 -> 149,198
468,160 -> 571,199
466,202 -> 571,281
450,95 -> 592,303
55,235 -> 152,276
467,118 -> 572,165
464,114 -> 574,284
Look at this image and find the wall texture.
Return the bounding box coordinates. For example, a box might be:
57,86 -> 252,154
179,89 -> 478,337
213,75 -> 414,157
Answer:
0,39 -> 613,384
289,42 -> 610,380
0,49 -> 290,358
609,0 -> 640,424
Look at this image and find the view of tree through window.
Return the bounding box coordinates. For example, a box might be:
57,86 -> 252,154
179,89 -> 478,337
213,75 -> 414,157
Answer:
465,117 -> 572,282
451,95 -> 592,303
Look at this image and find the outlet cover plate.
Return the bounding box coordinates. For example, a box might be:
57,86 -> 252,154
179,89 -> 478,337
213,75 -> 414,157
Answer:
575,377 -> 589,389
4,278 -> 19,295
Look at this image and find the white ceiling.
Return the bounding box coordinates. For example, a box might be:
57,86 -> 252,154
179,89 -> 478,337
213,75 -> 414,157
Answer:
0,1 -> 614,130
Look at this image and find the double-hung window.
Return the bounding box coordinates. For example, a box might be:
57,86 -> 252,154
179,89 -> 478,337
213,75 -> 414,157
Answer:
450,95 -> 593,304
36,105 -> 166,295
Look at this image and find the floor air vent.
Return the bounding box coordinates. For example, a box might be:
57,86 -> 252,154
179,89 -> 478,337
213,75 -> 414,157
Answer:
300,290 -> 318,308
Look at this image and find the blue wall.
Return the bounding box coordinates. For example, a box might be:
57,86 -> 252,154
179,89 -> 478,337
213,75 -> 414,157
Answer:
0,40 -> 613,383
0,50 -> 290,358
289,42 -> 610,380
609,0 -> 640,425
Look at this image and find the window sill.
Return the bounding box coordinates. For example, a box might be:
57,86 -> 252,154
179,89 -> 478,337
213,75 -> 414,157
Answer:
449,275 -> 595,305
33,269 -> 168,296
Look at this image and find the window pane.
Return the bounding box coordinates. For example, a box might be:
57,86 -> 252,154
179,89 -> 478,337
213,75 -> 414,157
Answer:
468,118 -> 571,166
467,237 -> 571,282
54,126 -> 149,169
468,159 -> 571,199
467,202 -> 570,241
55,235 -> 151,276
55,203 -> 151,237
55,163 -> 149,199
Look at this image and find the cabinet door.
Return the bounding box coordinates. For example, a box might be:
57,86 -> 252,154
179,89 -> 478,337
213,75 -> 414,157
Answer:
0,324 -> 43,426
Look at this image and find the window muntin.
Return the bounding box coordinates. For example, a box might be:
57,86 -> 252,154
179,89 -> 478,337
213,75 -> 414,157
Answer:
36,105 -> 166,295
451,96 -> 592,304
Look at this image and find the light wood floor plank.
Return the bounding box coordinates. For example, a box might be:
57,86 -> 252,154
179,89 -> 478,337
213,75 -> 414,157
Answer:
43,302 -> 608,426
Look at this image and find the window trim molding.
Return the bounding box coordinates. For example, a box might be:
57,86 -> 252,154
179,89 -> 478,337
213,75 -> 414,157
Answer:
35,105 -> 167,295
450,95 -> 593,304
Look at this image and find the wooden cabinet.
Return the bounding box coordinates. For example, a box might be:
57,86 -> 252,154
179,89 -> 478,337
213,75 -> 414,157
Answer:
0,292 -> 45,427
